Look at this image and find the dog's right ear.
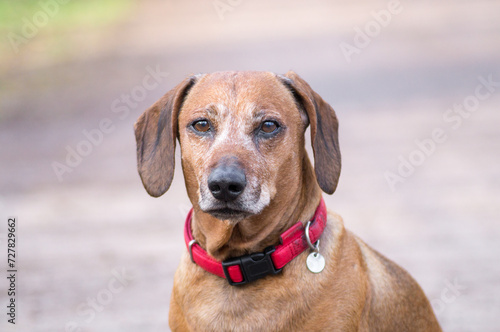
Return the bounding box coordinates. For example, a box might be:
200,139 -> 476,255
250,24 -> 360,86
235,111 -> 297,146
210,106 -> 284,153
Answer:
134,76 -> 198,197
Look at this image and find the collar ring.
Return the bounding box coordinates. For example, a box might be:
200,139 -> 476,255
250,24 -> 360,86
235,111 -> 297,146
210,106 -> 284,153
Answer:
188,239 -> 197,263
305,220 -> 320,253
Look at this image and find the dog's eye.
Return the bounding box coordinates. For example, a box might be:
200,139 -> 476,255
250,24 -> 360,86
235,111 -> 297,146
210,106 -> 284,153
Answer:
193,120 -> 210,133
260,121 -> 279,134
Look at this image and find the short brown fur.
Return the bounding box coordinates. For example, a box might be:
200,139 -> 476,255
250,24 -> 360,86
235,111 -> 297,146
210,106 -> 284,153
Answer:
135,71 -> 441,331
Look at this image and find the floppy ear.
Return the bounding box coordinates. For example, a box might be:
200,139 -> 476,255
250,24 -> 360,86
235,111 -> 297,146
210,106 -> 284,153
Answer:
134,76 -> 197,197
279,71 -> 341,194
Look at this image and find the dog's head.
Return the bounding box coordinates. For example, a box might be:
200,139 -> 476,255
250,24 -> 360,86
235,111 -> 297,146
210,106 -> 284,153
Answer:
134,71 -> 340,221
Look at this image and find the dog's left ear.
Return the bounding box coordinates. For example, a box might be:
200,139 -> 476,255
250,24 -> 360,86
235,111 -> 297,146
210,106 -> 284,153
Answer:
279,71 -> 341,194
134,76 -> 197,197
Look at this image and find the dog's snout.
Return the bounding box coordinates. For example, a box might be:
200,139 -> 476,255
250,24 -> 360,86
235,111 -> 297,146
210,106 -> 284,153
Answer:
208,164 -> 246,202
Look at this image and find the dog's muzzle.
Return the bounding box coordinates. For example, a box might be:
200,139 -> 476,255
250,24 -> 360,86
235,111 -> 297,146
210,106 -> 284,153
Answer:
207,163 -> 247,202
199,157 -> 270,219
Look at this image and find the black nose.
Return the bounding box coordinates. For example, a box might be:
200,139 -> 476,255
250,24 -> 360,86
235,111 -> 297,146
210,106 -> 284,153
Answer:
208,164 -> 246,202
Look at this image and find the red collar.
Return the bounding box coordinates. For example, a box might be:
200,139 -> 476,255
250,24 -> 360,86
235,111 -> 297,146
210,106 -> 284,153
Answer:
184,198 -> 327,286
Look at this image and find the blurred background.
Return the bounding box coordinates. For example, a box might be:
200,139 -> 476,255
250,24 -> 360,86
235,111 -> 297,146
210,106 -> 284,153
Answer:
1,0 -> 499,331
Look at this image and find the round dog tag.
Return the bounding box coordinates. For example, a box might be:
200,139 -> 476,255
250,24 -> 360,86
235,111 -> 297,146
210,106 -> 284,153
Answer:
306,252 -> 325,273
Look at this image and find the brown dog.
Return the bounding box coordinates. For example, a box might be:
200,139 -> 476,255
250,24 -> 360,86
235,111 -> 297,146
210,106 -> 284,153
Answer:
134,71 -> 441,331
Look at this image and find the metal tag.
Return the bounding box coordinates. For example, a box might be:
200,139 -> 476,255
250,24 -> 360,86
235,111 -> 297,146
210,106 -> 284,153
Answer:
306,252 -> 325,273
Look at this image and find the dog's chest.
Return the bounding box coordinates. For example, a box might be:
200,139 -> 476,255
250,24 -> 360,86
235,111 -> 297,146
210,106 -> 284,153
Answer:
183,279 -> 297,330
187,288 -> 279,331
175,254 -> 314,332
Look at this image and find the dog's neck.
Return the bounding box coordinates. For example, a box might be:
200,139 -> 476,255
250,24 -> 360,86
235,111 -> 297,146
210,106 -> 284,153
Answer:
191,153 -> 322,261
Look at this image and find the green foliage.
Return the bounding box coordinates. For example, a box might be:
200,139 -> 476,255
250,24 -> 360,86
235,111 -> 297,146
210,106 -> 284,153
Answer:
0,0 -> 134,32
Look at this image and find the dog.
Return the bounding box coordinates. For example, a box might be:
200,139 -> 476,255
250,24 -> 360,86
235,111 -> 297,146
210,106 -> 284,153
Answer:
134,71 -> 442,331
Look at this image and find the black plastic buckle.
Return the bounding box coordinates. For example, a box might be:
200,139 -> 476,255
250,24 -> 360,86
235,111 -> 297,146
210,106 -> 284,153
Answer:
222,246 -> 282,286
